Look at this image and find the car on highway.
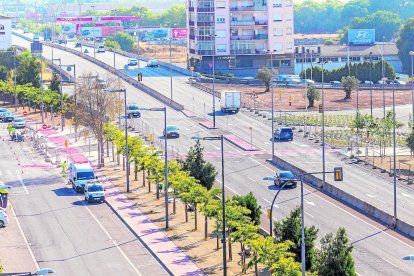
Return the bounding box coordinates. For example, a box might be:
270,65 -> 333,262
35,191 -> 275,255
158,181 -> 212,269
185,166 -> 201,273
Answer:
13,118 -> 26,129
0,208 -> 8,227
84,180 -> 105,203
75,42 -> 82,48
274,171 -> 297,188
164,125 -> 180,138
273,127 -> 293,141
97,45 -> 105,53
0,109 -> 8,121
2,111 -> 14,122
127,104 -> 141,118
128,58 -> 138,66
147,59 -> 159,67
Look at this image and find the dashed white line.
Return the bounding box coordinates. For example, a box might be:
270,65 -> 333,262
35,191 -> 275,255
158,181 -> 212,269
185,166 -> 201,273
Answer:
381,257 -> 398,268
17,174 -> 29,195
247,177 -> 256,182
305,212 -> 314,219
78,197 -> 143,276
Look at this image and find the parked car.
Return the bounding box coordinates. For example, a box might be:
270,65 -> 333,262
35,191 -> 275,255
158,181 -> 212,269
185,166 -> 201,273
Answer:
0,208 -> 8,227
147,59 -> 159,67
274,171 -> 297,188
97,45 -> 105,53
23,29 -> 29,33
329,81 -> 341,86
164,125 -> 180,138
2,112 -> 14,122
128,58 -> 138,66
84,180 -> 105,203
364,80 -> 374,85
273,127 -> 293,141
127,104 -> 141,118
13,118 -> 26,129
0,109 -> 8,121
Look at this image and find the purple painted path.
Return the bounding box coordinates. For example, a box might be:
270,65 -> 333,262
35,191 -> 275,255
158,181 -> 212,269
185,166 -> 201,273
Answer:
181,109 -> 196,118
224,134 -> 258,151
199,121 -> 216,129
39,128 -> 204,276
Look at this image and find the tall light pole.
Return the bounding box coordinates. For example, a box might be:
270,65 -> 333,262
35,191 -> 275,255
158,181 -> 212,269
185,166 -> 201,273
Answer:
191,135 -> 226,275
389,77 -> 398,227
369,52 -> 373,116
409,51 -> 414,127
168,24 -> 177,100
209,34 -> 217,127
317,61 -> 329,188
52,58 -> 64,131
264,49 -> 277,160
91,5 -> 96,59
382,35 -> 386,117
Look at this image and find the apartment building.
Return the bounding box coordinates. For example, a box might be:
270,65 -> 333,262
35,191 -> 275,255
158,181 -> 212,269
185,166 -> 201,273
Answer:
187,0 -> 294,77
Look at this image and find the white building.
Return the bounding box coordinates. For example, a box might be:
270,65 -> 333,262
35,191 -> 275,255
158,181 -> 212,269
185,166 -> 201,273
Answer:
0,15 -> 12,50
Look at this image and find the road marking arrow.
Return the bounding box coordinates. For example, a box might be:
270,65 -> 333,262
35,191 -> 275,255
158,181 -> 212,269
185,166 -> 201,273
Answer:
305,200 -> 315,206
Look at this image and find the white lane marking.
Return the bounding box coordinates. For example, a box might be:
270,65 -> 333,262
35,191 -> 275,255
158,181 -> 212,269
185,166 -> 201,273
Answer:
262,198 -> 271,204
10,203 -> 40,270
247,177 -> 256,182
7,170 -> 12,176
291,141 -> 308,148
213,146 -> 220,150
381,257 -> 398,268
78,197 -> 142,276
262,198 -> 279,208
249,157 -> 274,173
305,212 -> 314,219
401,192 -> 414,200
366,193 -> 376,198
305,200 -> 315,207
17,174 -> 29,195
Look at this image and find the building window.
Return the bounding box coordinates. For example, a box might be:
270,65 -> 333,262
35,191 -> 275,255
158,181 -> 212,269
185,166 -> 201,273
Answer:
216,30 -> 226,38
320,57 -> 339,62
285,14 -> 292,21
216,44 -> 226,53
216,0 -> 225,8
216,16 -> 225,23
237,59 -> 253,68
273,28 -> 283,36
286,27 -> 292,35
273,14 -> 282,22
273,0 -> 282,7
286,0 -> 292,7
285,42 -> 292,49
351,56 -> 361,62
281,59 -> 291,67
273,43 -> 283,51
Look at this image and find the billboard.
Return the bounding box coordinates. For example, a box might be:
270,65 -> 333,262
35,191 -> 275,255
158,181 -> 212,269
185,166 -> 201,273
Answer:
62,24 -> 76,34
79,27 -> 102,38
348,29 -> 375,45
139,28 -> 169,41
171,28 -> 187,39
102,26 -> 123,36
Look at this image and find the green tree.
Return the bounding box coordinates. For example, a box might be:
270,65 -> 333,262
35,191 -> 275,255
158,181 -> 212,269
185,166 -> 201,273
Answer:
256,67 -> 275,92
199,187 -> 221,240
104,39 -> 121,50
182,141 -> 217,190
49,71 -> 60,92
341,76 -> 359,100
16,51 -> 40,88
306,85 -> 320,108
233,192 -> 261,225
231,223 -> 260,273
316,227 -> 356,276
0,66 -> 7,81
397,18 -> 414,73
406,129 -> 414,156
0,48 -> 19,70
160,4 -> 186,27
107,32 -> 134,52
274,206 -> 319,271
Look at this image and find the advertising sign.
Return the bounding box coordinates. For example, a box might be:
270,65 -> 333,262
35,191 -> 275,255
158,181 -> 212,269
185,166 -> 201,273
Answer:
348,29 -> 375,45
62,24 -> 76,34
80,27 -> 102,38
139,28 -> 169,41
101,26 -> 123,36
171,28 -> 187,39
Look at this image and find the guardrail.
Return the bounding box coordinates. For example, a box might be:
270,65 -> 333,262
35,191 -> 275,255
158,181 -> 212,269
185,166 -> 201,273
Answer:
13,32 -> 184,111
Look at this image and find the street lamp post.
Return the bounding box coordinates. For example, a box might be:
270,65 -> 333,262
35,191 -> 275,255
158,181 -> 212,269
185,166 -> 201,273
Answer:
91,5 -> 96,59
209,34 -> 217,127
390,77 -> 398,227
142,107 -> 169,229
52,58 -> 64,131
409,51 -> 414,127
317,61 -> 329,188
369,52 -> 373,116
264,49 -> 277,161
191,135 -> 227,275
269,181 -> 290,236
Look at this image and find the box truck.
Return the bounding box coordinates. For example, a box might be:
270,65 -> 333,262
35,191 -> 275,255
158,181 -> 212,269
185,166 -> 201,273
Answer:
220,91 -> 241,113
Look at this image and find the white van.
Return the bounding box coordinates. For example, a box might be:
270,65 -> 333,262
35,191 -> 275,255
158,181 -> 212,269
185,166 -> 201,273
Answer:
0,208 -> 8,227
128,58 -> 138,66
84,180 -> 105,203
97,45 -> 105,53
69,163 -> 96,193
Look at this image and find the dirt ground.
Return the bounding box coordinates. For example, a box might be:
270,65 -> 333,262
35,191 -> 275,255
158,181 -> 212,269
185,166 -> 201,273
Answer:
208,83 -> 413,112
134,42 -> 187,64
99,160 -> 267,275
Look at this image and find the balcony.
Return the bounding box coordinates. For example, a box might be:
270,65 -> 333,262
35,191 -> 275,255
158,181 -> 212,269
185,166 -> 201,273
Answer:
255,34 -> 268,40
231,49 -> 254,55
197,21 -> 214,27
231,35 -> 255,40
189,7 -> 194,11
197,35 -> 215,41
229,5 -> 267,12
255,20 -> 268,25
189,20 -> 195,26
189,34 -> 195,40
198,50 -> 214,55
197,7 -> 214,12
189,49 -> 196,54
230,20 -> 255,26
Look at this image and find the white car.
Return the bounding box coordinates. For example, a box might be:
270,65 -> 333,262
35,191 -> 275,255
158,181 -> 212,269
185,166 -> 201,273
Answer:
97,45 -> 105,53
84,180 -> 105,203
0,208 -> 9,227
13,118 -> 26,129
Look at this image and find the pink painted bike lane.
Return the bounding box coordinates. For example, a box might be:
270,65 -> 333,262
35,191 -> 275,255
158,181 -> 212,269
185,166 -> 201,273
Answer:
38,128 -> 204,276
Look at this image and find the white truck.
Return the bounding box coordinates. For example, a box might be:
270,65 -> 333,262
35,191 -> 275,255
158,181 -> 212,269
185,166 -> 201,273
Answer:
69,163 -> 97,193
220,91 -> 241,113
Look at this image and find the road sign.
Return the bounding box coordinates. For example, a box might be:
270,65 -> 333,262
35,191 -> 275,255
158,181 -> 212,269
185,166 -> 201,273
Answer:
334,167 -> 343,181
23,111 -> 28,116
318,104 -> 323,113
64,140 -> 69,148
137,73 -> 143,82
171,28 -> 188,39
278,90 -> 282,97
365,137 -> 371,143
267,208 -> 271,219
148,133 -> 153,142
70,117 -> 75,124
251,93 -> 258,99
289,95 -> 292,101
190,66 -> 194,71
42,124 -> 47,129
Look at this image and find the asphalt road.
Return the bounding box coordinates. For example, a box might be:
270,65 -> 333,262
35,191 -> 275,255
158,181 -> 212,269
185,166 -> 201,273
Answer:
11,33 -> 414,274
0,122 -> 167,275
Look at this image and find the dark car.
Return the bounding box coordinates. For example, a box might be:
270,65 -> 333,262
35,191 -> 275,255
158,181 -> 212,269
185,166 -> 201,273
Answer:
274,171 -> 297,187
127,104 -> 141,118
2,112 -> 14,122
164,125 -> 180,138
75,42 -> 82,48
274,127 -> 293,141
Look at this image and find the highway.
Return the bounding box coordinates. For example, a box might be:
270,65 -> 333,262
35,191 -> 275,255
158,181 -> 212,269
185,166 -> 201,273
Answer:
0,123 -> 167,275
11,33 -> 414,274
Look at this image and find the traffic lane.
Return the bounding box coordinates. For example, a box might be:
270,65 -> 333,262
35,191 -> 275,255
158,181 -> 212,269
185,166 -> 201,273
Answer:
207,153 -> 414,275
4,141 -> 166,275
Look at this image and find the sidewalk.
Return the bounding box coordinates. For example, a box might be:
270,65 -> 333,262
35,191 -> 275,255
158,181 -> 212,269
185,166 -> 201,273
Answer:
35,127 -> 204,276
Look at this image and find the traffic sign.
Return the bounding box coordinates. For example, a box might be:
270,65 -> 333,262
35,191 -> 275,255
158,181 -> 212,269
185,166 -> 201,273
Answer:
42,124 -> 47,129
318,104 -> 323,113
251,93 -> 258,99
365,137 -> 371,143
23,111 -> 28,116
64,140 -> 69,148
289,95 -> 292,101
267,208 -> 271,219
190,66 -> 194,71
171,28 -> 188,39
334,167 -> 343,181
